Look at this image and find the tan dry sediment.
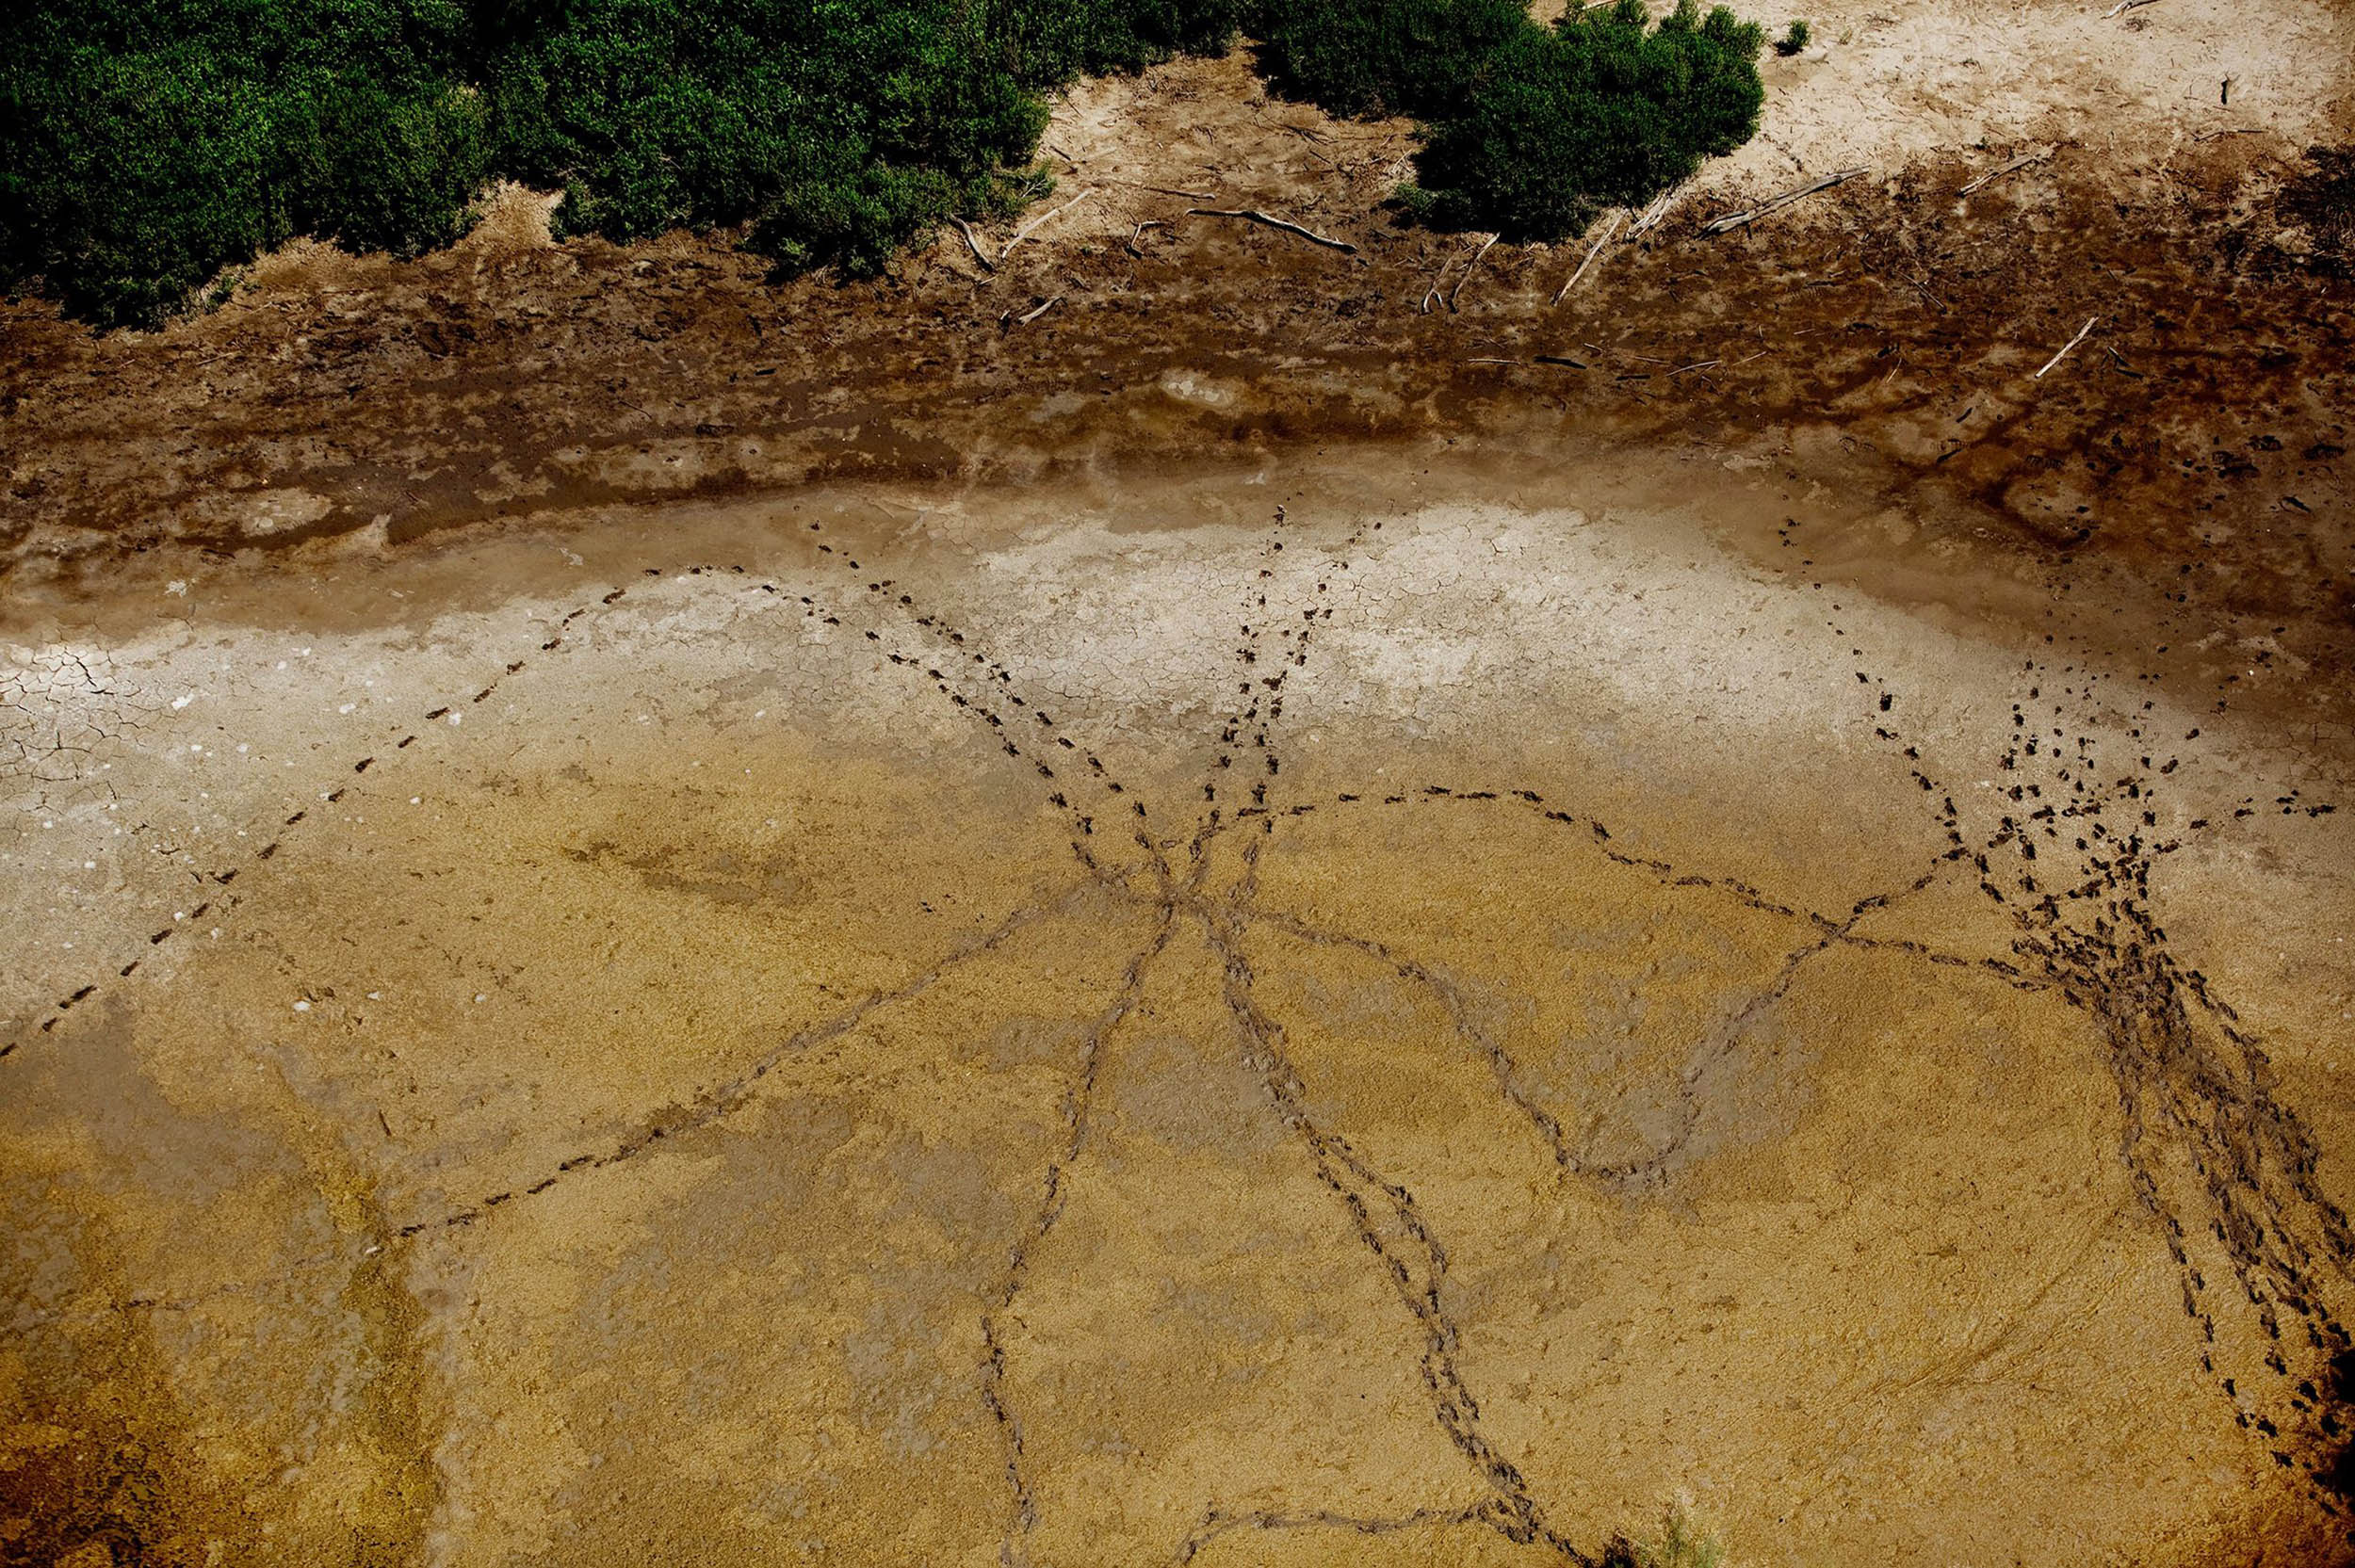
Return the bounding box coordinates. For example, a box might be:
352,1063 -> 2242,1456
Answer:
3,446 -> 2350,1565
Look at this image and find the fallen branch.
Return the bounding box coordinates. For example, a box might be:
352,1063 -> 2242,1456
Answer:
1551,210 -> 1625,305
1702,168 -> 1867,234
2034,315 -> 2100,378
1668,358 -> 1721,377
1958,152 -> 2045,196
2099,0 -> 2158,17
1421,253 -> 1453,314
1097,177 -> 1217,200
1122,219 -> 1166,259
999,188 -> 1096,262
1627,184 -> 1686,238
1447,234 -> 1499,311
1534,354 -> 1587,368
1015,296 -> 1064,327
952,217 -> 997,271
1187,207 -> 1358,253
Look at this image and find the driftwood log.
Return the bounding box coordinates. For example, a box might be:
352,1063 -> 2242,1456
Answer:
1186,208 -> 1358,253
1447,235 -> 1499,311
1701,169 -> 1868,234
1551,210 -> 1625,305
1627,185 -> 1686,238
952,218 -> 996,271
1959,152 -> 2046,196
2035,315 -> 2100,379
999,188 -> 1096,262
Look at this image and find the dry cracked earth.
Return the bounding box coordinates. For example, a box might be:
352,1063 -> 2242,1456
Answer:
8,3 -> 2355,1565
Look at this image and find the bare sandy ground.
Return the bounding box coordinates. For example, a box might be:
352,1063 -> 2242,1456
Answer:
6,438 -> 2352,1566
5,3 -> 2355,1565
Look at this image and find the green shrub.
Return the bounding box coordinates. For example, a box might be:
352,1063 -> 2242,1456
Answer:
0,0 -> 484,327
1410,0 -> 1763,241
479,0 -> 1051,269
1774,18 -> 1809,54
1252,0 -> 1532,118
996,0 -> 1247,81
1,0 -> 1764,323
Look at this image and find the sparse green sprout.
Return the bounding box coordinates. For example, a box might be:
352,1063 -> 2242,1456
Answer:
1775,18 -> 1811,54
1605,1503 -> 1730,1568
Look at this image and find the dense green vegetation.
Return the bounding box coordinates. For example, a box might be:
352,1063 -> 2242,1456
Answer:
1,0 -> 1762,328
0,0 -> 489,326
1408,0 -> 1764,240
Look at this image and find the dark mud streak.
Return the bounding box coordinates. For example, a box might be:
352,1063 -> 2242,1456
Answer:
1191,509 -> 1362,867
398,880 -> 1094,1236
1176,1502 -> 1484,1563
1196,505 -> 1354,827
981,905 -> 1178,1568
1203,865 -> 1592,1564
1855,622 -> 2355,1528
773,510 -> 1603,1558
1246,905 -> 1579,1174
1265,785 -> 2046,988
791,521 -> 1173,889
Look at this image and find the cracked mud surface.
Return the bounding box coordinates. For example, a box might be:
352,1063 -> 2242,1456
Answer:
8,4 -> 2355,1561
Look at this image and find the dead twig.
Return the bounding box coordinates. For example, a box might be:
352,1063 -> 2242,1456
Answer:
1702,169 -> 1868,234
1014,296 -> 1064,328
1958,151 -> 2046,196
1551,210 -> 1625,305
951,218 -> 997,272
2034,315 -> 2100,378
1113,181 -> 1216,200
1187,207 -> 1358,253
1447,234 -> 1499,311
999,188 -> 1096,262
2099,0 -> 2158,17
1668,358 -> 1722,377
1627,184 -> 1686,239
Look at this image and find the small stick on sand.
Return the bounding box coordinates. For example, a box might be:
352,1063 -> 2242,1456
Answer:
1959,152 -> 2045,196
1447,234 -> 1499,311
1702,169 -> 1867,234
1627,185 -> 1685,238
1015,296 -> 1064,327
1187,208 -> 1358,253
1668,358 -> 1722,377
2034,315 -> 2100,378
1551,210 -> 1625,305
1421,253 -> 1453,314
952,218 -> 997,271
999,188 -> 1096,262
2099,0 -> 2157,17
1463,357 -> 1520,365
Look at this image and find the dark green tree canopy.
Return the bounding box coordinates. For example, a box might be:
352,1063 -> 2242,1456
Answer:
1,0 -> 1761,328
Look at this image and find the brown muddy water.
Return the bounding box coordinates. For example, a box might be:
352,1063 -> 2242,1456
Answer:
5,428 -> 2352,1567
